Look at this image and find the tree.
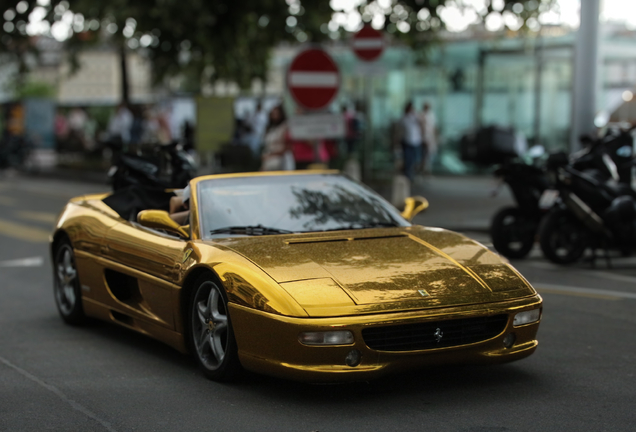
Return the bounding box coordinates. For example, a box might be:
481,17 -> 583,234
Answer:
1,0 -> 559,100
0,0 -> 38,79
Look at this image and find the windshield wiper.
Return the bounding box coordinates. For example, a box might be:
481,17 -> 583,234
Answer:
209,225 -> 294,236
316,221 -> 400,232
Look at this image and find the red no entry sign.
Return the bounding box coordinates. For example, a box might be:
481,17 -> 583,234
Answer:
287,48 -> 340,111
352,25 -> 384,61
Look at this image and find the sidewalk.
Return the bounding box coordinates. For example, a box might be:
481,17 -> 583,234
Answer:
373,175 -> 514,233
9,167 -> 512,233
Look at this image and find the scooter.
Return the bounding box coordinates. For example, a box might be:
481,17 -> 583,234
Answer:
107,141 -> 196,191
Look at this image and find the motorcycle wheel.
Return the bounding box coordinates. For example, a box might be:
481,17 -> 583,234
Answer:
538,208 -> 588,265
490,206 -> 537,259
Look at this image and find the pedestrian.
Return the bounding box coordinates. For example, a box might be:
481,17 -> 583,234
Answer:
247,101 -> 268,157
419,102 -> 437,174
54,109 -> 69,151
83,110 -> 98,151
261,104 -> 295,171
399,101 -> 424,182
108,103 -> 134,145
342,103 -> 361,156
67,107 -> 88,151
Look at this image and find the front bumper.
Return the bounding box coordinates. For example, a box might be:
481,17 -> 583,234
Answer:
230,295 -> 542,382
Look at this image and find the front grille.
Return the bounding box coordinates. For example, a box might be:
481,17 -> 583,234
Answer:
362,314 -> 509,352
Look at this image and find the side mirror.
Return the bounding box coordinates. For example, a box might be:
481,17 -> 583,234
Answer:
401,196 -> 429,221
137,210 -> 189,238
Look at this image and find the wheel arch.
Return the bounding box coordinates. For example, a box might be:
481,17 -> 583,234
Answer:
179,266 -> 224,334
50,229 -> 71,258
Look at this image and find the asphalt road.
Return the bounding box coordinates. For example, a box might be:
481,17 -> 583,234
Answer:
1,175 -> 635,432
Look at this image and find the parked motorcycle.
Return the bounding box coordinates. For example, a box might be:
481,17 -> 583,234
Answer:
491,127 -> 636,260
490,151 -> 549,259
537,145 -> 636,265
108,141 -> 196,191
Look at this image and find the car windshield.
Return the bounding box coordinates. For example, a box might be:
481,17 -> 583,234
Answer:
196,174 -> 409,238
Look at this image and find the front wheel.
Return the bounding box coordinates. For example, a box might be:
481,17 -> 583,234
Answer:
538,208 -> 588,265
186,274 -> 241,382
53,239 -> 86,325
490,207 -> 538,259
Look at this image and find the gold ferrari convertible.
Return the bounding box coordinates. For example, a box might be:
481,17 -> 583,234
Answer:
51,171 -> 542,382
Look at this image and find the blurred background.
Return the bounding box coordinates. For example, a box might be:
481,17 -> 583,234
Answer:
0,0 -> 632,180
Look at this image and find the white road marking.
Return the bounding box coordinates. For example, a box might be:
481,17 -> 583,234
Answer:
582,270 -> 636,285
0,257 -> 44,267
534,283 -> 636,300
524,260 -> 636,285
0,355 -> 117,432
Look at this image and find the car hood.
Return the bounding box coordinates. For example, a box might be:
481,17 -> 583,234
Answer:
210,226 -> 535,316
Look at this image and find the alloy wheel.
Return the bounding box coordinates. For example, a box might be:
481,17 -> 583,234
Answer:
192,281 -> 229,371
55,244 -> 78,316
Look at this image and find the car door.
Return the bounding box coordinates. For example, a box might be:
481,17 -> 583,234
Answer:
97,220 -> 188,330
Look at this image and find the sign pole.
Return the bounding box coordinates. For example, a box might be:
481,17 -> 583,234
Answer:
351,25 -> 386,181
363,75 -> 372,181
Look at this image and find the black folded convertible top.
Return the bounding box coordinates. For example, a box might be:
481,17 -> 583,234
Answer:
102,185 -> 174,221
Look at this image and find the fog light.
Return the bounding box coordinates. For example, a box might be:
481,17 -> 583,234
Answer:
345,349 -> 362,367
513,309 -> 541,327
299,330 -> 354,346
503,332 -> 516,349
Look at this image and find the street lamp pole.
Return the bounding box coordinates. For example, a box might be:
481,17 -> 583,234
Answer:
570,0 -> 600,152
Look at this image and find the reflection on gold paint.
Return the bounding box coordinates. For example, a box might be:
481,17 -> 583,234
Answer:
224,272 -> 277,314
469,264 -> 531,293
215,225 -> 535,309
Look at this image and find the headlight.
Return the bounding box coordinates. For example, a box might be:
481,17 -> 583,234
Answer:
513,309 -> 541,326
298,331 -> 354,346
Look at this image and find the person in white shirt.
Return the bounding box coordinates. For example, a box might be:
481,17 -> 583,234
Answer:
247,102 -> 268,156
108,103 -> 134,144
261,105 -> 295,171
400,101 -> 424,182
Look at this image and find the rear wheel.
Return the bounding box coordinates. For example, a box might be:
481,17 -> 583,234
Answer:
186,274 -> 241,382
490,207 -> 537,259
53,239 -> 86,325
538,208 -> 588,264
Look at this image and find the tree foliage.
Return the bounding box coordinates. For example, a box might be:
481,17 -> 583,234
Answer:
1,0 -> 559,92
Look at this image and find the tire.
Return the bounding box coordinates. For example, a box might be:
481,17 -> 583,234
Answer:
53,238 -> 86,325
111,169 -> 128,191
186,274 -> 241,382
490,207 -> 537,259
538,208 -> 588,265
